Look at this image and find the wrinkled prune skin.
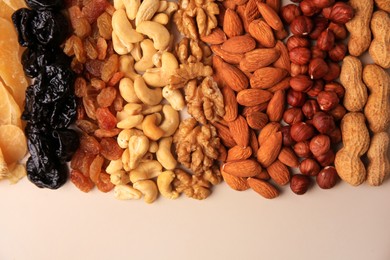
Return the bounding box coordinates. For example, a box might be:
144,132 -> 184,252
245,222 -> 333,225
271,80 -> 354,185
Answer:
27,157 -> 67,189
26,0 -> 64,10
52,129 -> 79,162
12,8 -> 36,47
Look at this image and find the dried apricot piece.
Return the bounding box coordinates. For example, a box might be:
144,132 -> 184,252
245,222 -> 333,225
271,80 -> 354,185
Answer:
0,125 -> 27,164
70,169 -> 94,192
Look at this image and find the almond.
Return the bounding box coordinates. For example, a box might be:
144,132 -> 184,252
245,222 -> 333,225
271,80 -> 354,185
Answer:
212,122 -> 237,148
221,34 -> 256,54
248,19 -> 276,48
256,169 -> 270,180
232,0 -> 249,6
218,145 -> 228,162
256,131 -> 282,167
236,89 -> 273,106
245,0 -> 261,25
267,77 -> 291,92
222,0 -> 237,10
236,4 -> 250,33
266,0 -> 281,12
228,115 -> 249,147
258,122 -> 281,145
278,147 -> 300,168
246,111 -> 269,130
250,67 -> 288,89
200,28 -> 227,44
247,177 -> 279,199
223,159 -> 262,177
214,56 -> 249,92
221,169 -> 250,191
267,159 -> 291,186
223,9 -> 244,38
211,45 -> 244,64
239,48 -> 281,72
222,86 -> 238,122
249,129 -> 259,154
273,41 -> 291,73
266,89 -> 285,122
256,2 -> 283,31
227,145 -> 253,161
242,103 -> 269,117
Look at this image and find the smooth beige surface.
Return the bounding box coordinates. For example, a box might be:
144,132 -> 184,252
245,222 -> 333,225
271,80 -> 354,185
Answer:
0,178 -> 390,260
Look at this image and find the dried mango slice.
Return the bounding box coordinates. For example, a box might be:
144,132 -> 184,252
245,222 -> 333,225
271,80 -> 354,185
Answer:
0,18 -> 28,108
0,148 -> 8,180
0,81 -> 22,127
7,163 -> 26,184
0,125 -> 27,165
2,0 -> 26,10
0,1 -> 14,22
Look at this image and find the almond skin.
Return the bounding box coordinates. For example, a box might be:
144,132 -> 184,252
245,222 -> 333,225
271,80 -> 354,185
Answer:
221,35 -> 256,54
245,0 -> 261,25
223,8 -> 244,38
266,89 -> 285,122
256,131 -> 282,167
200,28 -> 227,44
228,115 -> 250,147
250,67 -> 289,89
248,19 -> 276,48
278,147 -> 300,168
222,86 -> 238,122
223,159 -> 262,177
213,56 -> 249,92
256,2 -> 284,31
227,145 -> 253,161
249,129 -> 259,154
221,169 -> 250,191
273,41 -> 291,73
211,45 -> 244,64
267,159 -> 291,186
247,178 -> 279,199
246,111 -> 269,130
236,89 -> 273,106
258,122 -> 281,145
212,122 -> 237,148
239,48 -> 281,72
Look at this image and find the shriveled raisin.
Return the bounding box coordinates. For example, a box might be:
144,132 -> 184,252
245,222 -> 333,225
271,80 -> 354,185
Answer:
101,54 -> 119,82
89,154 -> 104,183
96,171 -> 115,192
85,59 -> 103,77
73,17 -> 91,39
96,37 -> 107,60
113,95 -> 124,111
79,134 -> 101,154
90,78 -> 106,90
94,128 -> 121,138
97,86 -> 116,107
95,107 -> 117,130
82,96 -> 97,119
100,137 -> 123,160
81,0 -> 109,24
70,169 -> 94,192
74,77 -> 87,97
97,12 -> 112,40
76,119 -> 98,133
84,37 -> 98,60
107,71 -> 124,87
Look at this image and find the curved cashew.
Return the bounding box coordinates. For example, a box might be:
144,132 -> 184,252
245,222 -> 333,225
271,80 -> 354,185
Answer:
135,39 -> 157,72
114,0 -> 125,9
123,0 -> 140,20
110,170 -> 130,185
133,180 -> 158,203
130,42 -> 142,61
119,56 -> 138,81
156,137 -> 177,170
142,114 -> 165,141
152,13 -> 169,25
129,160 -> 163,183
135,0 -> 160,26
114,184 -> 142,200
119,78 -> 140,103
162,2 -> 178,16
129,135 -> 150,169
124,103 -> 143,115
159,105 -> 179,137
117,114 -> 144,129
157,1 -> 168,12
157,171 -> 179,199
162,86 -> 185,111
117,129 -> 143,148
149,141 -> 158,153
152,51 -> 162,67
112,31 -> 133,55
134,76 -> 163,105
136,21 -> 170,51
106,159 -> 123,174
142,104 -> 162,115
142,152 -> 154,161
112,9 -> 143,44
122,148 -> 130,171
143,51 -> 178,87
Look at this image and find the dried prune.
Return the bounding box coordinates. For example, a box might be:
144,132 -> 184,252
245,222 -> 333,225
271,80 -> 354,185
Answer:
12,8 -> 36,47
26,0 -> 64,11
32,11 -> 69,46
52,129 -> 79,162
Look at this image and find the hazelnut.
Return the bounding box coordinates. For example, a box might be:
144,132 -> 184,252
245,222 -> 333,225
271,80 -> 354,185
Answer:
290,16 -> 314,35
290,122 -> 316,142
322,61 -> 340,82
328,127 -> 342,144
307,79 -> 324,97
281,4 -> 302,24
283,107 -> 304,124
322,6 -> 332,19
328,43 -> 347,62
291,0 -> 302,2
294,141 -> 312,158
289,47 -> 311,65
308,58 -> 329,79
317,91 -> 339,111
299,158 -> 321,176
287,36 -> 310,51
299,0 -> 319,16
316,166 -> 338,189
309,17 -> 329,40
309,134 -> 331,157
275,29 -> 289,40
312,111 -> 336,134
329,2 -> 354,24
324,82 -> 345,98
328,22 -> 347,40
311,46 -> 327,59
315,149 -> 335,167
290,75 -> 313,92
302,99 -> 320,119
291,63 -> 308,77
329,104 -> 346,121
281,126 -> 296,146
312,0 -> 335,8
290,174 -> 311,195
287,89 -> 307,107
317,29 -> 335,51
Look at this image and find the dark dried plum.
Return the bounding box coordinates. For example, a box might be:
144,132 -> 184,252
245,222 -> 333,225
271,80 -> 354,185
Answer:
32,11 -> 69,46
27,156 -> 67,189
26,0 -> 64,10
50,94 -> 77,128
12,8 -> 36,47
52,129 -> 79,162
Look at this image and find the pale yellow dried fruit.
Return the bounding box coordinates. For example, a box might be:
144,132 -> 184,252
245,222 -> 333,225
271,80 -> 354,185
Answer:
0,125 -> 27,165
0,81 -> 22,127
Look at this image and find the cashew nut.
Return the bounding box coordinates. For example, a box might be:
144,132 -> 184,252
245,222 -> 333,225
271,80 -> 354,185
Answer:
112,9 -> 143,45
112,31 -> 133,55
157,170 -> 179,199
133,180 -> 158,203
119,56 -> 138,80
136,21 -> 170,51
123,0 -> 140,20
152,51 -> 162,67
114,184 -> 142,200
162,86 -> 185,111
135,39 -> 157,72
149,141 -> 159,153
119,77 -> 140,103
130,42 -> 142,61
157,1 -> 168,12
142,104 -> 163,115
134,76 -> 163,105
129,135 -> 150,169
142,152 -> 154,161
152,13 -> 169,25
129,160 -> 163,183
135,0 -> 160,26
117,129 -> 143,148
156,137 -> 177,170
114,0 -> 125,9
122,148 -> 130,171
142,113 -> 165,141
110,170 -> 130,185
124,103 -> 143,115
159,105 -> 179,137
162,2 -> 178,17
143,51 -> 178,87
117,114 -> 144,129
106,159 -> 123,174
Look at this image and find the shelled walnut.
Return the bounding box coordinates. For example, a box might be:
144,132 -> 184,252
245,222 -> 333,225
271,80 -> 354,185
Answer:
173,169 -> 212,200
